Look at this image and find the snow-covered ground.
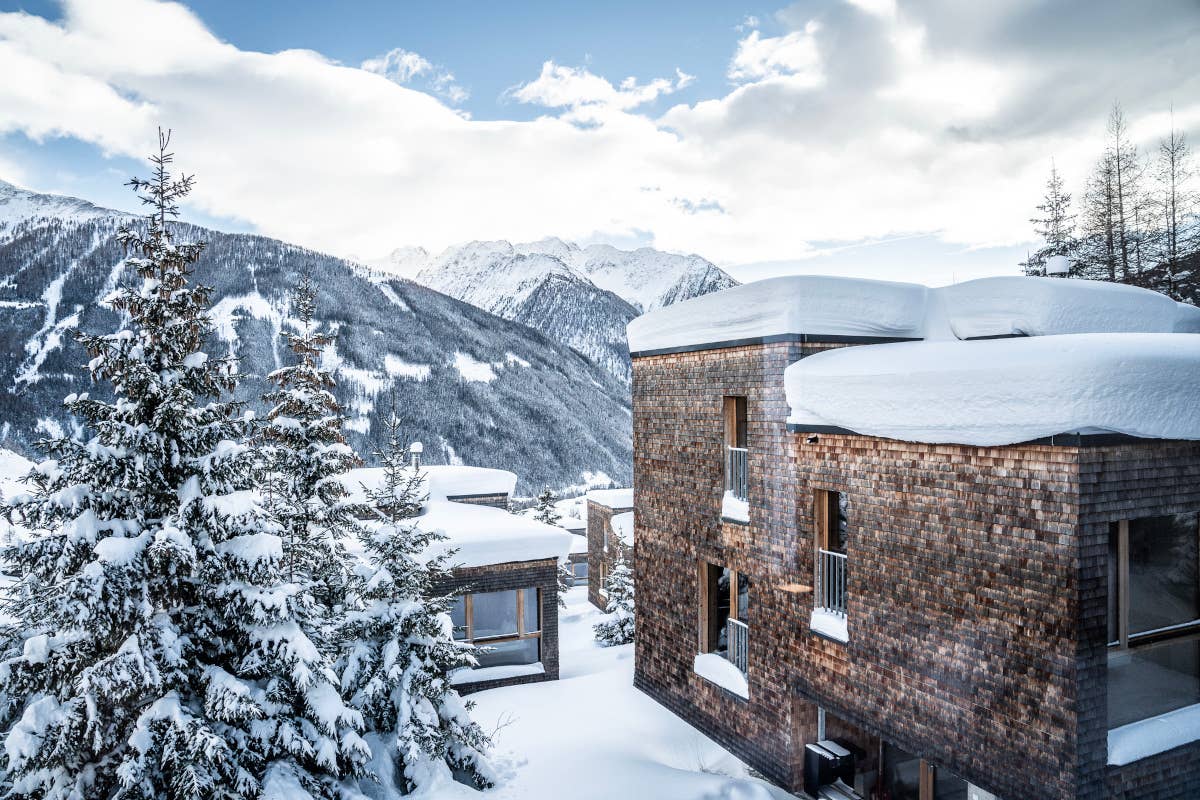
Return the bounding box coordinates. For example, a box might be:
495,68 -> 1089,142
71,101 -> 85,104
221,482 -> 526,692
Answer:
418,586 -> 792,800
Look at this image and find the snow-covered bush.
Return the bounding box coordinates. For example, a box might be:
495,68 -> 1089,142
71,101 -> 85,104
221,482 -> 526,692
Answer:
0,132 -> 369,799
340,408 -> 494,794
593,545 -> 635,647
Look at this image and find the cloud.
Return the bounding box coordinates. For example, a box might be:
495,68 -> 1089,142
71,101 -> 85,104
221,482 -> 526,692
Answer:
512,62 -> 694,112
728,25 -> 823,84
361,46 -> 468,104
0,0 -> 1197,283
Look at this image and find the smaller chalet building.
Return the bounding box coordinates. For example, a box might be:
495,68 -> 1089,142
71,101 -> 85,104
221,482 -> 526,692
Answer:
626,275 -> 1200,800
342,464 -> 572,693
585,488 -> 634,609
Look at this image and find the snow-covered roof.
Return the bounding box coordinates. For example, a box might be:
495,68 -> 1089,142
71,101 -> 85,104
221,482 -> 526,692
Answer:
586,488 -> 634,509
610,511 -> 634,546
785,333 -> 1200,446
417,501 -> 573,569
627,274 -> 1200,354
568,534 -> 588,555
627,275 -> 926,353
937,276 -> 1189,339
339,465 -> 517,504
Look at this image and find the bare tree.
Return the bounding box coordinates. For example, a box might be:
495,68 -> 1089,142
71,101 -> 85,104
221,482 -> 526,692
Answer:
1150,116 -> 1197,300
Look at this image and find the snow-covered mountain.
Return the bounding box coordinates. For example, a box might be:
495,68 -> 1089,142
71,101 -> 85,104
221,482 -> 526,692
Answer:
377,237 -> 738,381
0,183 -> 632,493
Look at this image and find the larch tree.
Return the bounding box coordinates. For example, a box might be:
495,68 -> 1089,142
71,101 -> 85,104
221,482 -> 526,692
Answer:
1022,160 -> 1077,276
339,407 -> 494,795
261,274 -> 363,636
0,131 -> 368,800
1077,153 -> 1119,282
532,488 -> 571,607
1151,119 -> 1198,301
593,545 -> 635,647
1105,103 -> 1147,283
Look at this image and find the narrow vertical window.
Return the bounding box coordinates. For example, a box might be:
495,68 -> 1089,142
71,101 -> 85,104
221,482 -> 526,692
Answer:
722,396 -> 749,521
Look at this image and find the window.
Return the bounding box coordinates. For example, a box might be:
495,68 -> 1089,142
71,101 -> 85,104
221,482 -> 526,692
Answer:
881,744 -> 970,800
814,490 -> 848,617
723,397 -> 749,513
449,588 -> 542,669
572,560 -> 588,583
1107,512 -> 1200,729
699,561 -> 751,673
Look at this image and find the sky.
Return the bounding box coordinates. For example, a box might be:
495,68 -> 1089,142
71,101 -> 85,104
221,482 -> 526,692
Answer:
0,0 -> 1198,286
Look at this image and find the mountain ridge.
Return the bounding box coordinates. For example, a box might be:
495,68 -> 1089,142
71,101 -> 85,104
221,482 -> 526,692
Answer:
0,183 -> 632,493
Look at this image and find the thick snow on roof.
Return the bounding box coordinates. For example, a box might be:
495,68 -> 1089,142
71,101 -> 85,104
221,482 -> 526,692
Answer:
610,512 -> 634,546
627,275 -> 927,353
586,488 -> 634,509
628,274 -> 1200,353
785,333 -> 1200,446
340,464 -> 516,504
938,276 -> 1187,339
417,500 -> 572,569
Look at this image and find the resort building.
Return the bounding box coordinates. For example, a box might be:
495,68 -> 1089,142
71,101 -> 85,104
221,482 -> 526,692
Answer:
342,463 -> 572,693
585,487 -> 634,609
625,275 -> 1200,800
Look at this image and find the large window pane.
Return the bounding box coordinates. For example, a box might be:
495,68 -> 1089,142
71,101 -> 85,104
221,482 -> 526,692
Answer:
1128,513 -> 1200,635
1108,638 -> 1200,728
449,596 -> 468,641
471,590 -> 519,640
882,743 -> 921,800
522,588 -> 540,634
934,768 -> 969,800
573,561 -> 589,580
476,636 -> 540,668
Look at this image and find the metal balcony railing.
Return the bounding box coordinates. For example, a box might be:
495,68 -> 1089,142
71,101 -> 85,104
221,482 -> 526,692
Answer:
817,549 -> 848,616
726,617 -> 749,675
725,446 -> 748,502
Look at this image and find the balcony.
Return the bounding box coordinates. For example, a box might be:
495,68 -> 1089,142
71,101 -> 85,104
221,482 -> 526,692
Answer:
726,617 -> 749,674
813,549 -> 849,642
723,446 -> 750,522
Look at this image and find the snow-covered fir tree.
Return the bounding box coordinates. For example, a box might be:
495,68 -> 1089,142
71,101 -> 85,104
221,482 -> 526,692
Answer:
0,131 -> 368,800
261,274 -> 363,631
340,407 -> 494,795
1022,160 -> 1077,276
532,488 -> 571,607
593,545 -> 635,647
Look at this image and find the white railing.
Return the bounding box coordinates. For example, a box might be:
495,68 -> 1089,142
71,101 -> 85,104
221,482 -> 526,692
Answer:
726,617 -> 749,675
817,549 -> 847,616
725,446 -> 748,502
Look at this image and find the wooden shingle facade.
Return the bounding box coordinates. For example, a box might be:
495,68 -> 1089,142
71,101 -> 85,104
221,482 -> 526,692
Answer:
630,337 -> 1200,800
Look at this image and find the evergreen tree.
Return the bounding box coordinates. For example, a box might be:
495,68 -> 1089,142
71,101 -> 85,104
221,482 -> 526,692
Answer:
0,131 -> 367,800
593,545 -> 635,647
261,275 -> 363,632
1022,161 -> 1077,276
340,408 -> 494,795
532,488 -> 571,607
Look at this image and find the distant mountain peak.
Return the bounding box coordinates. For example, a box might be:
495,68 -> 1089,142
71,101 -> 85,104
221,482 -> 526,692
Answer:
0,180 -> 120,229
408,237 -> 738,382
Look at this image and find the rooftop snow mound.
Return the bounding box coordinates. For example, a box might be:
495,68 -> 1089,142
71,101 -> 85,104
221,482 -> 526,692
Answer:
628,274 -> 1200,353
626,276 -> 927,353
416,501 -> 573,568
610,511 -> 634,546
938,276 -> 1187,339
586,488 -> 634,509
785,333 -> 1200,446
339,464 -> 516,504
